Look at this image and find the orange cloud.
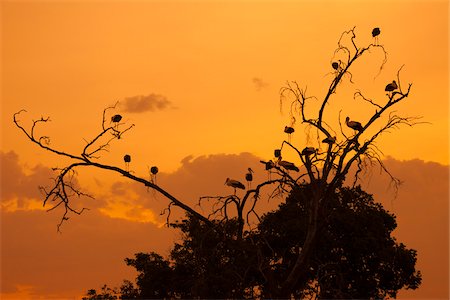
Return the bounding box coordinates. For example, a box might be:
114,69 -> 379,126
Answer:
1,152 -> 448,299
0,151 -> 53,212
120,94 -> 173,113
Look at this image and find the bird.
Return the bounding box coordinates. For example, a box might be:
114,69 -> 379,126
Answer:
274,149 -> 282,158
322,136 -> 336,144
385,80 -> 398,92
245,168 -> 254,189
150,166 -> 159,175
372,27 -> 381,45
302,147 -> 316,156
278,159 -> 299,172
225,178 -> 245,194
111,114 -> 122,123
345,117 -> 363,132
123,154 -> 131,172
150,166 -> 159,184
261,160 -> 275,180
332,62 -> 339,70
284,126 -> 295,142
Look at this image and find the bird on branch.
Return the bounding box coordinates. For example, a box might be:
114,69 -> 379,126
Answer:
274,149 -> 282,158
332,62 -> 339,70
261,160 -> 275,180
385,80 -> 398,92
284,126 -> 295,142
346,116 -> 364,132
302,147 -> 316,156
111,114 -> 122,130
278,158 -> 300,172
322,136 -> 336,144
225,178 -> 245,194
150,166 -> 158,184
245,168 -> 254,189
372,27 -> 381,45
123,154 -> 131,172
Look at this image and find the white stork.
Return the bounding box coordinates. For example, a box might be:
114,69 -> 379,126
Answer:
322,136 -> 336,144
385,80 -> 398,92
346,117 -> 363,132
245,168 -> 254,189
225,178 -> 245,194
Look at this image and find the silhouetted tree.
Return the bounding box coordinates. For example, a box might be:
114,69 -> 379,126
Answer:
84,185 -> 420,299
16,27 -> 423,298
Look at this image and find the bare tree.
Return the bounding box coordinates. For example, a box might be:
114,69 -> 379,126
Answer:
14,27 -> 421,297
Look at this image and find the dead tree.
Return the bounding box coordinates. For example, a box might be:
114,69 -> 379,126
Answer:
14,27 -> 421,297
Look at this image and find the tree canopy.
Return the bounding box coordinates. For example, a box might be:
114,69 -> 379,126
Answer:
83,185 -> 421,299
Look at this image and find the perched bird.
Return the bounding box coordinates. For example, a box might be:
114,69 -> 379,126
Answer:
150,166 -> 159,175
284,126 -> 295,142
385,80 -> 398,92
274,149 -> 282,158
261,160 -> 275,180
346,117 -> 363,132
225,178 -> 245,193
322,136 -> 336,144
284,126 -> 294,134
123,154 -> 131,172
278,159 -> 299,172
111,114 -> 122,123
245,168 -> 254,189
111,114 -> 123,130
150,166 -> 159,184
302,147 -> 316,156
332,62 -> 339,70
372,27 -> 381,45
372,27 -> 380,37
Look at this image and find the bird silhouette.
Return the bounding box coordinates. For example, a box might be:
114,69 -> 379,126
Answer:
346,117 -> 363,132
385,80 -> 398,92
245,168 -> 254,189
123,154 -> 131,172
111,114 -> 122,123
332,62 -> 339,70
322,136 -> 336,144
372,27 -> 381,45
150,166 -> 158,184
261,160 -> 275,180
278,158 -> 299,172
302,147 -> 316,156
284,126 -> 295,142
225,178 -> 245,194
274,149 -> 282,158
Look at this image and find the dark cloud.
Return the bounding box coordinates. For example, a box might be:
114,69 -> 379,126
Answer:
121,94 -> 173,113
252,77 -> 269,91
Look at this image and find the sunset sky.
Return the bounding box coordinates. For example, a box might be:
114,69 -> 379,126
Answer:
1,0 -> 449,299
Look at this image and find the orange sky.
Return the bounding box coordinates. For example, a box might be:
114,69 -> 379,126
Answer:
1,0 -> 449,299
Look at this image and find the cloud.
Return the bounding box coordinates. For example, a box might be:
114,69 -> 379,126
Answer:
1,152 -> 448,299
121,94 -> 173,113
0,151 -> 53,212
252,77 -> 269,91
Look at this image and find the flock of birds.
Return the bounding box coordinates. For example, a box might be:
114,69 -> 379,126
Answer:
118,27 -> 399,193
